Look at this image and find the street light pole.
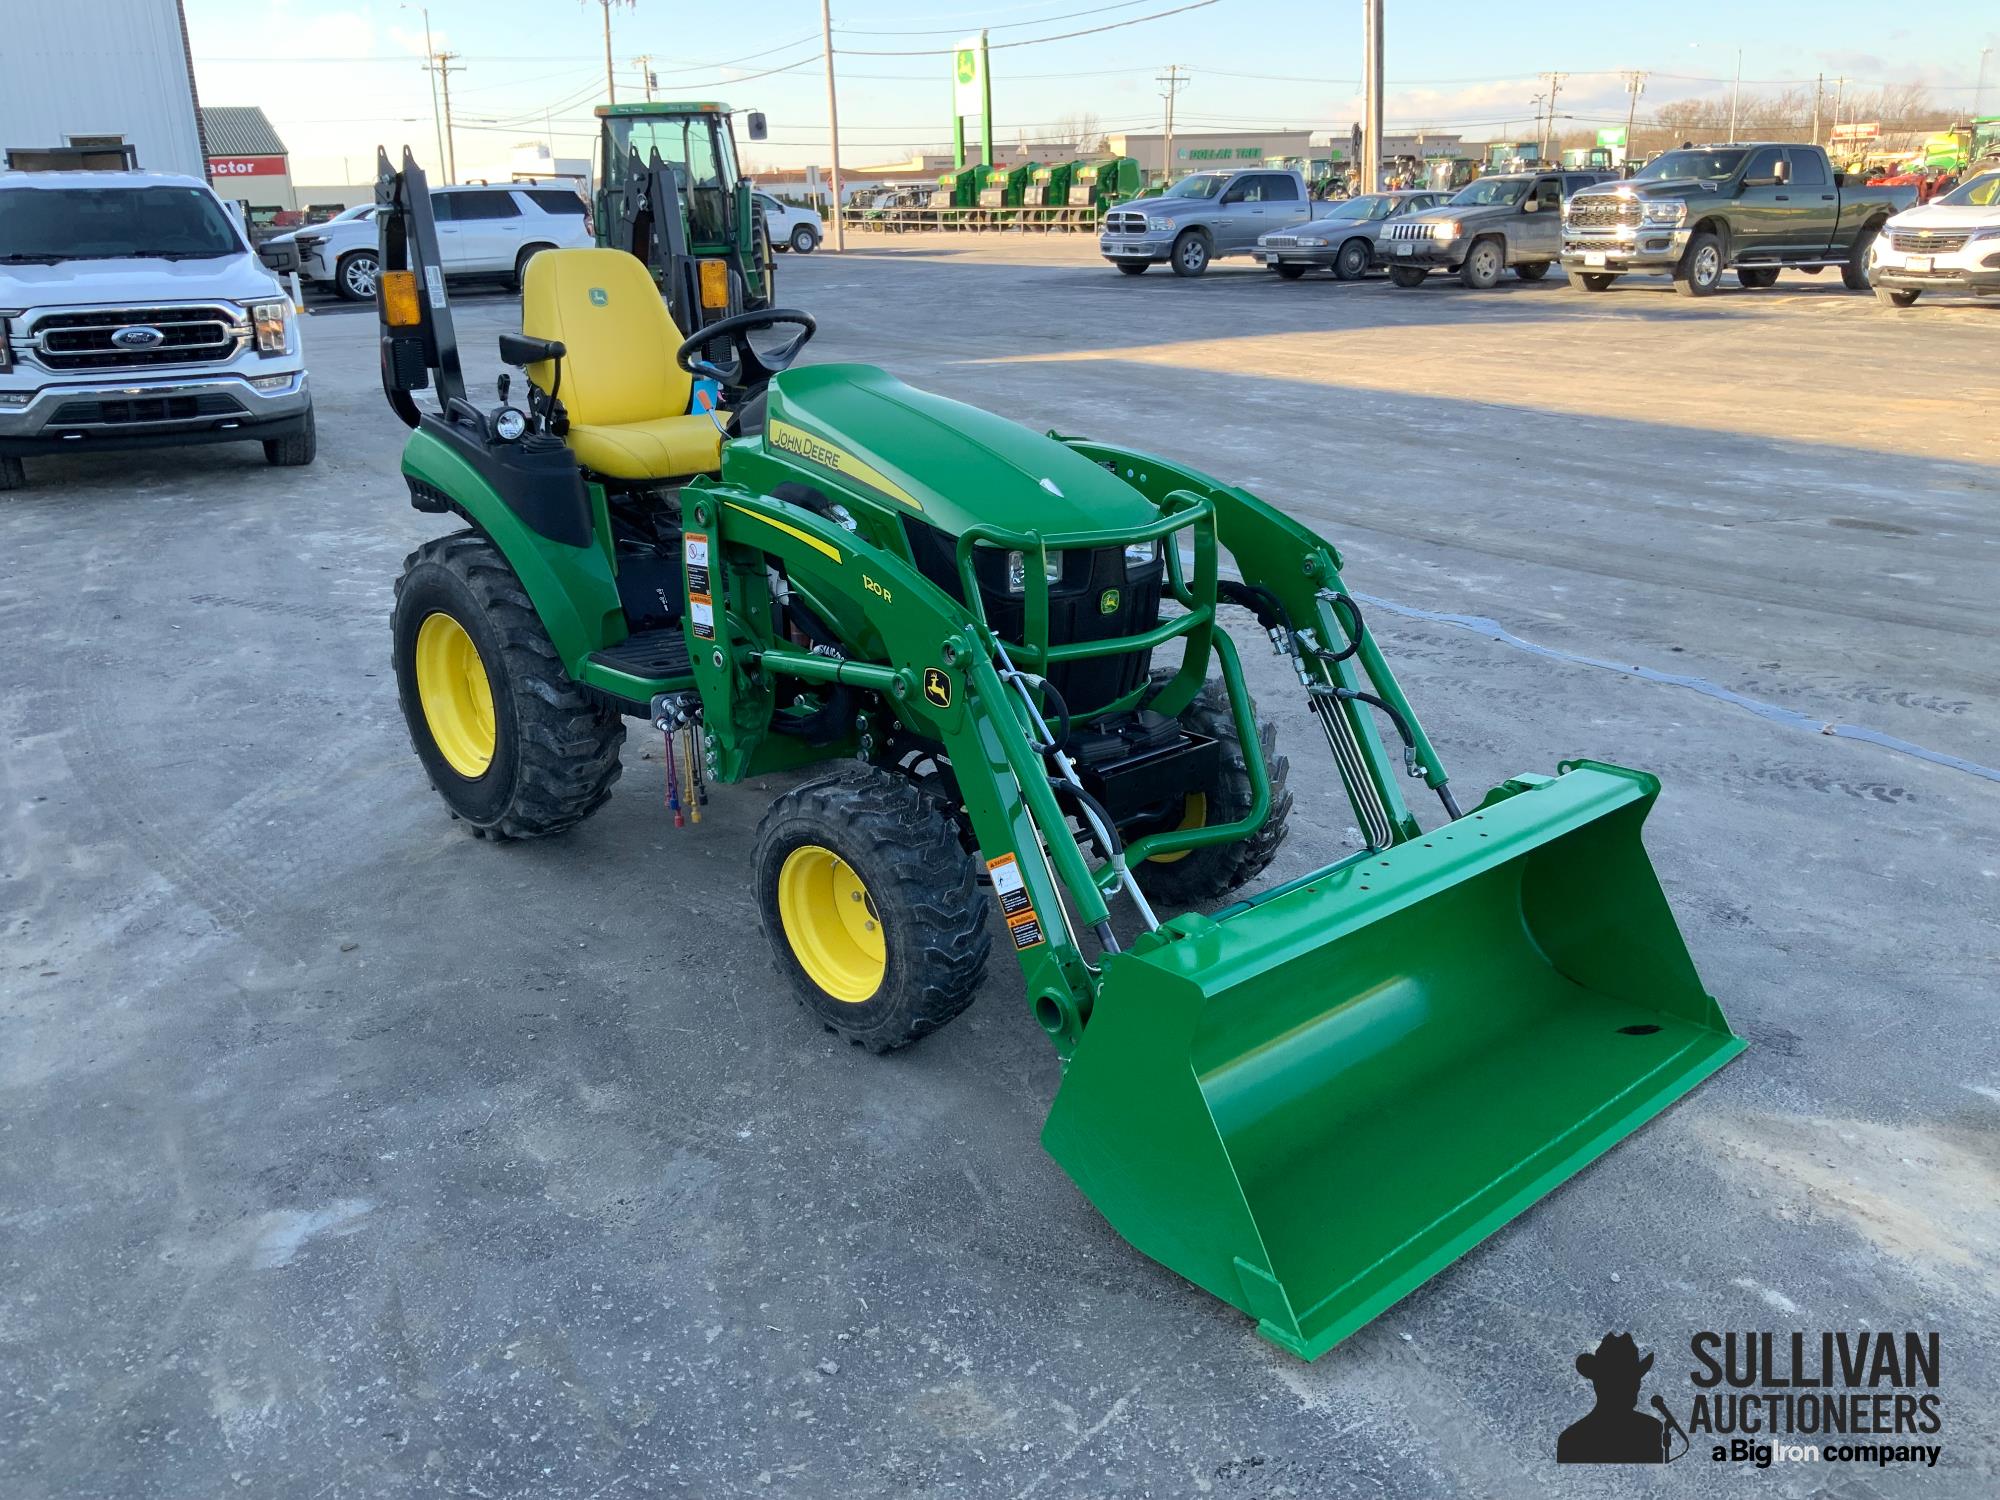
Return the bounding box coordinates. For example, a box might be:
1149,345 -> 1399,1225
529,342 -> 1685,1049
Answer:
1360,0 -> 1383,193
1978,48 -> 1993,117
403,4 -> 446,179
1729,48 -> 1742,141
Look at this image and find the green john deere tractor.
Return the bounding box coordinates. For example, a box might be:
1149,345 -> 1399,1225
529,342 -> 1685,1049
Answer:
373,147 -> 1743,1361
593,101 -> 773,325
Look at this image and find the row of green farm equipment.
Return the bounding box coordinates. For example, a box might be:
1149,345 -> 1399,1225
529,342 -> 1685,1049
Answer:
848,156 -> 1147,232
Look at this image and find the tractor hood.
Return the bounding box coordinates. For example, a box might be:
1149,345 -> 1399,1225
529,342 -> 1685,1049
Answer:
761,364 -> 1160,538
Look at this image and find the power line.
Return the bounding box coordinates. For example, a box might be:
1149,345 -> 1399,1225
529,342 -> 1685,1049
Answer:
836,0 -> 1220,56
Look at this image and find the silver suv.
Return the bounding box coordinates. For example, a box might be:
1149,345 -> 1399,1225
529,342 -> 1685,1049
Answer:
1378,170 -> 1616,289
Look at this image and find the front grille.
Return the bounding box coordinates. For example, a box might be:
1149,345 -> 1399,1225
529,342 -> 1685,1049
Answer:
1265,235 -> 1299,247
1890,227 -> 1970,254
1567,196 -> 1640,229
1105,210 -> 1148,234
1383,221 -> 1433,241
29,306 -> 245,371
49,393 -> 244,426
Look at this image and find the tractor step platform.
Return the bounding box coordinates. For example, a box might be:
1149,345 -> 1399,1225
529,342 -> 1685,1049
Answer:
588,627 -> 693,699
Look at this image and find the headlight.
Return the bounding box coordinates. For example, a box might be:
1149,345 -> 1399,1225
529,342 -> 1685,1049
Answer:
246,299 -> 289,354
1966,225 -> 2000,242
0,316 -> 10,374
1299,236 -> 1328,247
1430,220 -> 1460,240
1640,200 -> 1687,226
493,408 -> 527,441
1147,217 -> 1173,233
1005,549 -> 1063,593
1123,539 -> 1164,569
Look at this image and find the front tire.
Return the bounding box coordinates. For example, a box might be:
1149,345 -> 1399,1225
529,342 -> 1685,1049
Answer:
1459,238 -> 1505,289
1131,673 -> 1292,906
262,405 -> 317,467
1875,286 -> 1920,307
1673,231 -> 1724,297
335,249 -> 379,302
1170,229 -> 1211,277
791,223 -> 819,253
1333,238 -> 1371,280
1388,264 -> 1428,288
753,766 -> 991,1052
391,531 -> 624,839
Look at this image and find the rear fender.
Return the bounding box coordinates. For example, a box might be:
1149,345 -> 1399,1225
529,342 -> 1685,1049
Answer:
400,424 -> 622,670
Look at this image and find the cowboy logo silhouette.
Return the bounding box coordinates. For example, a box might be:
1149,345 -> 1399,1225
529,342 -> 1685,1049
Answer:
1557,1333 -> 1687,1464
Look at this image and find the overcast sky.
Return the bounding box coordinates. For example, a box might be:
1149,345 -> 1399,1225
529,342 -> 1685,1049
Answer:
183,0 -> 2000,184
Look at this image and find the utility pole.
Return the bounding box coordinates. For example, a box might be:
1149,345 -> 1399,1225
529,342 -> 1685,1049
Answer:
1157,64 -> 1188,183
404,5 -> 447,182
1977,48 -> 1993,117
1360,0 -> 1383,192
633,54 -> 656,102
588,0 -> 632,105
1728,48 -> 1742,141
1813,73 -> 1823,145
426,51 -> 463,182
1540,71 -> 1566,161
1623,71 -> 1645,162
1832,75 -> 1847,151
821,0 -> 845,250
1530,93 -> 1546,162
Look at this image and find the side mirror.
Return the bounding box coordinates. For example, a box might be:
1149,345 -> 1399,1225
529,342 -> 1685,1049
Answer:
1773,161 -> 1790,185
745,112 -> 768,143
1522,197 -> 1539,213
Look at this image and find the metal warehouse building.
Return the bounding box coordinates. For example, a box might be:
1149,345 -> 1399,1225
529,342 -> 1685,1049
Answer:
0,0 -> 207,176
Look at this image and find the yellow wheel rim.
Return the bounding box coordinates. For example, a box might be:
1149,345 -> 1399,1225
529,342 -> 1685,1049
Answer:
1146,791 -> 1208,864
415,612 -> 497,778
777,844 -> 886,1003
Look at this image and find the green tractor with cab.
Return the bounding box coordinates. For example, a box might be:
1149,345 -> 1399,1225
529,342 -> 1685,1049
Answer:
373,146 -> 1742,1362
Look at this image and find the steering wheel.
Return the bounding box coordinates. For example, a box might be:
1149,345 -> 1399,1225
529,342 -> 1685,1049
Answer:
676,307 -> 817,389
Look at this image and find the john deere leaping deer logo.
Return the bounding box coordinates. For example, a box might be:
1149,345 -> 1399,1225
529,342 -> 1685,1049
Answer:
955,49 -> 977,85
922,667 -> 953,709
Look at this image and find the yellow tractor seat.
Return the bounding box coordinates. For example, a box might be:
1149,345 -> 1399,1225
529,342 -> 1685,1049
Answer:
520,247 -> 723,482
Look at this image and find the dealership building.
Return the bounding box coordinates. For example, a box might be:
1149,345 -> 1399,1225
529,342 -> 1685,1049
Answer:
1,0 -> 207,174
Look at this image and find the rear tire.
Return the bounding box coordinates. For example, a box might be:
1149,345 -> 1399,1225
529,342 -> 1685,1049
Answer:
1170,229 -> 1210,277
0,455 -> 25,491
1673,231 -> 1724,297
1132,673 -> 1292,906
512,242 -> 554,291
753,766 -> 991,1052
1113,259 -> 1150,275
262,405 -> 317,467
1842,225 -> 1881,290
1273,262 -> 1308,280
1875,286 -> 1920,307
1459,238 -> 1505,289
335,249 -> 379,302
1573,271 -> 1618,292
1737,266 -> 1780,289
1514,260 -> 1552,281
1388,264 -> 1428,288
391,531 -> 624,839
1333,238 -> 1371,280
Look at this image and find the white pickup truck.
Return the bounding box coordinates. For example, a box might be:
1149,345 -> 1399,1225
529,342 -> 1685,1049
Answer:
0,170 -> 313,491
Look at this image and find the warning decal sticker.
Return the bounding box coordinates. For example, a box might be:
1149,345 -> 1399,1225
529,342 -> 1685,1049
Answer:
685,532 -> 714,640
986,852 -> 1046,950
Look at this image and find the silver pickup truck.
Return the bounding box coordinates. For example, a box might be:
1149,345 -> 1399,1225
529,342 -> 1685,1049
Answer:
1101,168 -> 1318,277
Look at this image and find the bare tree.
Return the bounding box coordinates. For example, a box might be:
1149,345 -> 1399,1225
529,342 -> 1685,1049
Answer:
1053,111 -> 1106,154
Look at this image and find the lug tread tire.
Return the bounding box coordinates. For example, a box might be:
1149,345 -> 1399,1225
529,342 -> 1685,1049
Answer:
1133,671 -> 1292,906
392,530 -> 624,840
753,765 -> 991,1053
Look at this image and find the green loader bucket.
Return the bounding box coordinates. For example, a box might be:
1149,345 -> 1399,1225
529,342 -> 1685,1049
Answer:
1043,761 -> 1743,1360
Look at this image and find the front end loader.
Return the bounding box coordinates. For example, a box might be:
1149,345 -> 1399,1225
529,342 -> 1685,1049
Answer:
372,147 -> 1743,1361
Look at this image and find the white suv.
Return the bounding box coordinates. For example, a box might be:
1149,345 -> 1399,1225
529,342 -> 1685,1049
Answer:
1869,168 -> 2000,307
1,170 -> 312,490
297,182 -> 592,301
755,192 -> 823,254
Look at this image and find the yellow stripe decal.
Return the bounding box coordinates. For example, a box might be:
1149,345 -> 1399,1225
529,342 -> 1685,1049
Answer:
726,502 -> 843,563
767,418 -> 925,511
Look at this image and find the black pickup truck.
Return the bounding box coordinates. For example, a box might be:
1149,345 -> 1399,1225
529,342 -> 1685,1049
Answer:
1560,143 -> 1915,296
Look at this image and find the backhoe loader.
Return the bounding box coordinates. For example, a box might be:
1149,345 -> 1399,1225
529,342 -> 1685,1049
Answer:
373,147 -> 1743,1360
